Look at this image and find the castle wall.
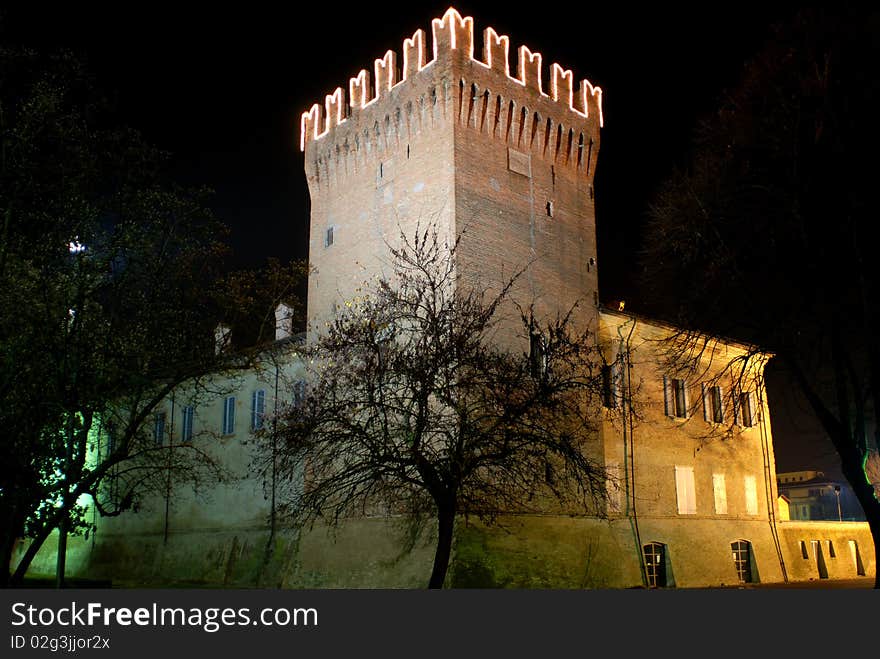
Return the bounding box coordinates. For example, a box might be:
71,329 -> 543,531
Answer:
302,9 -> 603,338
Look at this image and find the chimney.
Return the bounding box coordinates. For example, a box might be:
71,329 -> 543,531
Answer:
275,302 -> 294,341
214,322 -> 231,355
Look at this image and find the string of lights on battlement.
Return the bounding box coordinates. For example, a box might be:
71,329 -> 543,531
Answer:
300,7 -> 603,151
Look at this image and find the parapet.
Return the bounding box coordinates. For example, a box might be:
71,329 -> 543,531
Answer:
300,6 -> 603,152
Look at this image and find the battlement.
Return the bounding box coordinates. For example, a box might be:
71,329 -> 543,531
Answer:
300,7 -> 603,152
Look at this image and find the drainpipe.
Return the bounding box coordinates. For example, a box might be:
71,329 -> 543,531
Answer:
617,317 -> 645,586
756,379 -> 788,582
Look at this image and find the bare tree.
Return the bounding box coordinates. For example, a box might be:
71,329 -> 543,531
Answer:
640,8 -> 880,585
261,228 -> 609,588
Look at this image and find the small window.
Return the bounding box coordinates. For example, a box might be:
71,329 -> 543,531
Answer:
664,376 -> 689,418
154,412 -> 166,445
325,227 -> 334,247
546,200 -> 554,217
529,331 -> 547,379
828,540 -> 836,558
800,540 -> 809,559
292,380 -> 307,408
702,384 -> 724,423
736,390 -> 756,427
181,405 -> 194,442
222,396 -> 236,435
252,389 -> 266,431
602,359 -> 624,409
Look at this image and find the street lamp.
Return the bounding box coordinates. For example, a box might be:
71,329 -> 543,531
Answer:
833,484 -> 842,521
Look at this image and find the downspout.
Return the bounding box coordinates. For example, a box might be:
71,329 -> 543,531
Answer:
164,393 -> 175,545
617,316 -> 645,586
756,377 -> 787,582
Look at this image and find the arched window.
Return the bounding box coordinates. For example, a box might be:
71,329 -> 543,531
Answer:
731,540 -> 752,583
643,542 -> 667,588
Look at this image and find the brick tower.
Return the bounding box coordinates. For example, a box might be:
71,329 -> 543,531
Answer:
301,7 -> 603,337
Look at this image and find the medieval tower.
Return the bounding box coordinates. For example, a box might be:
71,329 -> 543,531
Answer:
301,7 -> 603,335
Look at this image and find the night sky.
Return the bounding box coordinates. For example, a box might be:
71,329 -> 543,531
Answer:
4,3 -> 831,475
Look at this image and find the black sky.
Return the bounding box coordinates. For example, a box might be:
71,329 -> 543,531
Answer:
4,3 -> 831,476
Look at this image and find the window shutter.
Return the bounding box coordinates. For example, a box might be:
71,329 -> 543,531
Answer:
663,376 -> 672,417
733,387 -> 742,426
682,380 -> 690,417
674,466 -> 696,515
252,389 -> 266,430
744,475 -> 758,515
713,473 -> 728,514
223,396 -> 236,435
702,384 -> 710,422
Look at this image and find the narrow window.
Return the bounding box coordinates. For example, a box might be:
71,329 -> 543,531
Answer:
325,227 -> 334,247
849,540 -> 866,575
739,391 -> 755,427
703,384 -> 724,423
182,405 -> 194,442
565,128 -> 574,164
602,362 -> 622,409
731,541 -> 753,583
664,377 -> 689,418
744,475 -> 758,515
222,396 -> 236,435
800,540 -> 809,559
586,137 -> 594,176
480,89 -> 490,132
713,473 -> 728,514
674,465 -> 696,515
293,380 -> 307,408
153,412 -> 166,445
828,540 -> 836,558
529,330 -> 547,379
543,117 -> 552,154
577,132 -> 585,169
546,200 -> 554,217
252,389 -> 266,431
493,95 -> 502,136
530,111 -> 539,146
505,100 -> 515,142
643,543 -> 667,588
554,124 -> 563,160
518,106 -> 528,146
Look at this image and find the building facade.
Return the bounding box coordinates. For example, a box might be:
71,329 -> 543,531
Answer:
20,7 -> 874,588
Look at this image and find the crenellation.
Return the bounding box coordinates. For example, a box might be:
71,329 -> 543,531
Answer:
482,27 -> 510,75
403,29 -> 427,79
432,7 -> 474,60
516,46 -> 544,95
374,50 -> 398,98
299,7 -> 602,154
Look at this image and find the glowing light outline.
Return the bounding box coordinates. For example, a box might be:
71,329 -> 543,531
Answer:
479,27 -> 509,75
300,6 -> 605,151
550,63 -> 574,111
325,87 -> 345,130
431,7 -> 474,60
349,69 -> 373,110
516,45 -> 546,96
580,80 -> 604,127
300,103 -> 322,152
374,50 -> 397,97
402,29 -> 427,80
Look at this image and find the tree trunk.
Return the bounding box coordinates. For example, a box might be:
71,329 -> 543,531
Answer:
428,503 -> 456,589
10,509 -> 63,585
